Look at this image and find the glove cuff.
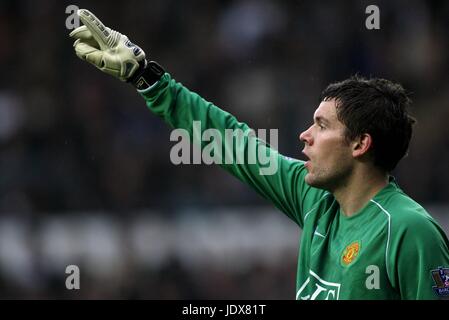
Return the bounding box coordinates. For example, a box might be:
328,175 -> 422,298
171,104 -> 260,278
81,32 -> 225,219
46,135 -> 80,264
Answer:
128,60 -> 165,90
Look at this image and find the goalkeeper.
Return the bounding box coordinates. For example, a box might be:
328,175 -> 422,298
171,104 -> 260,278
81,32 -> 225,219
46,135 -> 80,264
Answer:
69,9 -> 449,300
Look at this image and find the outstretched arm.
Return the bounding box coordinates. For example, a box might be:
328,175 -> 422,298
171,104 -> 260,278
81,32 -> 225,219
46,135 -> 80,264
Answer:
69,9 -> 329,228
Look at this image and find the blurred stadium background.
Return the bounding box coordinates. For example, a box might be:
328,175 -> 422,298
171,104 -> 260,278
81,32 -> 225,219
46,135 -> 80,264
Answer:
0,0 -> 448,298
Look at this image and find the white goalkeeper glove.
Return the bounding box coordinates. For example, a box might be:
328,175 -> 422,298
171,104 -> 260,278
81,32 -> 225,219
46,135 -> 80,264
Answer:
69,9 -> 164,88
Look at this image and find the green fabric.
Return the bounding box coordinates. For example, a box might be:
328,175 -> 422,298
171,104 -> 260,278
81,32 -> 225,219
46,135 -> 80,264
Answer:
139,73 -> 449,300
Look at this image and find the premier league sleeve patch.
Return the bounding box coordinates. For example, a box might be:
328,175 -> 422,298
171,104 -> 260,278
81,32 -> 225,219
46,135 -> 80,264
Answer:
431,267 -> 449,298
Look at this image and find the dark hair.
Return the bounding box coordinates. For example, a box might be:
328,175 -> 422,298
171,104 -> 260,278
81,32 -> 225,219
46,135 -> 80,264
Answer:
321,75 -> 416,172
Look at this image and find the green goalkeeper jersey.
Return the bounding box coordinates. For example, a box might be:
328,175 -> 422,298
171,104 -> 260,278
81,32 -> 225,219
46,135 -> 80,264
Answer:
138,73 -> 449,300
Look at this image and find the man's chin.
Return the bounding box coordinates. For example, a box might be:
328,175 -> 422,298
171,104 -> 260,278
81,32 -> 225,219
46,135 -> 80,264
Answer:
305,173 -> 328,190
304,173 -> 317,187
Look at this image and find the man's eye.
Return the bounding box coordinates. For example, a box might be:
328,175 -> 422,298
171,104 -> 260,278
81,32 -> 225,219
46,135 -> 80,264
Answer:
318,124 -> 325,129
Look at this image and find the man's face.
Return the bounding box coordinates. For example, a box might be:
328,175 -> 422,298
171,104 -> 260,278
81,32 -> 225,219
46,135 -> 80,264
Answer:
299,99 -> 355,191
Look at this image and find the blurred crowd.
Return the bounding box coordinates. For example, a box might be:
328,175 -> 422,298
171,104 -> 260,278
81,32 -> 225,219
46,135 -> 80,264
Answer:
0,0 -> 448,298
1,0 -> 449,213
0,209 -> 299,299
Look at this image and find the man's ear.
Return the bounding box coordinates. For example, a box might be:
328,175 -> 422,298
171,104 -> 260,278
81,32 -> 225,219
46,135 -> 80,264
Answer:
352,133 -> 372,158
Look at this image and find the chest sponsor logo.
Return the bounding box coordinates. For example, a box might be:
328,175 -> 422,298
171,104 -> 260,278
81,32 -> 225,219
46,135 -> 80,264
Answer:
341,241 -> 361,266
296,269 -> 341,300
431,267 -> 449,297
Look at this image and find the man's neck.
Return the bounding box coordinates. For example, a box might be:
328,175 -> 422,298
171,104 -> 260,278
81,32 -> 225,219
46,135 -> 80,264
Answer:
333,170 -> 389,217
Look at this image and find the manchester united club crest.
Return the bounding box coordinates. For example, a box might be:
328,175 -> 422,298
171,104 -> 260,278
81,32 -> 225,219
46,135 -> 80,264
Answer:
341,241 -> 361,266
431,267 -> 449,297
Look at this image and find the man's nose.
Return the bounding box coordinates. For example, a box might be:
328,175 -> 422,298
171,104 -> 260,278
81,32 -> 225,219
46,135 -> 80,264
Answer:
299,127 -> 312,145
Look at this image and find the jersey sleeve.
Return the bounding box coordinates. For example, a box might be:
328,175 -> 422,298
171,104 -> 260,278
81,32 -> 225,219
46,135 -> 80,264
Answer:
389,211 -> 449,300
138,73 -> 327,228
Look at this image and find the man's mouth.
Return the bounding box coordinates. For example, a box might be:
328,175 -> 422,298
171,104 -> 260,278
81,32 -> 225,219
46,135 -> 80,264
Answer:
302,150 -> 311,169
302,149 -> 310,161
304,160 -> 311,169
